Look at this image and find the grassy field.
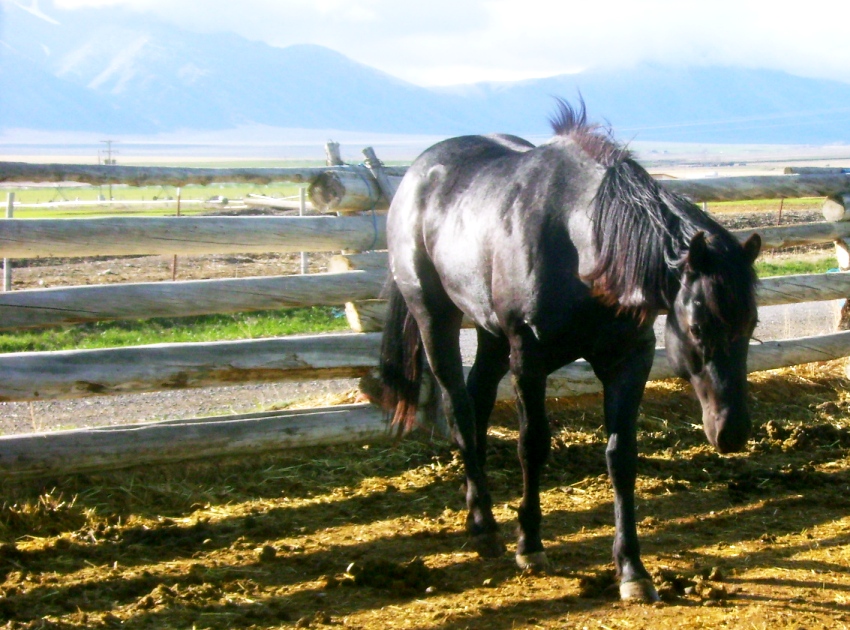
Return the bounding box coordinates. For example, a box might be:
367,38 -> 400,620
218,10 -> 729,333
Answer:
1,181 -> 307,218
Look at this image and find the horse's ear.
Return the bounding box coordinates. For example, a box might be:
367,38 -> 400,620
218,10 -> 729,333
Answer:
742,233 -> 761,265
686,231 -> 710,273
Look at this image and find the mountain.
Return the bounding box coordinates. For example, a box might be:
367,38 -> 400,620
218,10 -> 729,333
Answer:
3,0 -> 850,144
453,66 -> 850,144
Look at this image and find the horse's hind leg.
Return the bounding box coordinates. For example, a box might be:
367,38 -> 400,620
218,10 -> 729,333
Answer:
416,308 -> 505,557
509,325 -> 551,571
466,327 -> 510,470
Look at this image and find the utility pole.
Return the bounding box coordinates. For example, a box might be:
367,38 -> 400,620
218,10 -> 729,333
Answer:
100,139 -> 118,200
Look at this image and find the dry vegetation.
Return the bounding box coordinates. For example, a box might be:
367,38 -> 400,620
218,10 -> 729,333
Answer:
1,361 -> 850,629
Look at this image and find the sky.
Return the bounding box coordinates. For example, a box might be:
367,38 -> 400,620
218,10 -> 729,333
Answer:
32,0 -> 850,87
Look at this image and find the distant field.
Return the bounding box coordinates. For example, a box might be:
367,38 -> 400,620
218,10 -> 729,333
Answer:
2,181 -> 305,205
0,183 -> 826,220
708,197 -> 822,214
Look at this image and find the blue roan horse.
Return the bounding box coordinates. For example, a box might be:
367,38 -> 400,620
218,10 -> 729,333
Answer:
379,100 -> 761,602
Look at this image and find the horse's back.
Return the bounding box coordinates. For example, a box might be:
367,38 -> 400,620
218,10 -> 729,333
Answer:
388,134 -> 598,337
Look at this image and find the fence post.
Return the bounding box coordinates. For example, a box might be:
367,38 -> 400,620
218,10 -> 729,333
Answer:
362,147 -> 398,203
172,187 -> 181,281
325,141 -> 344,166
299,187 -> 308,274
3,193 -> 14,291
824,194 -> 850,330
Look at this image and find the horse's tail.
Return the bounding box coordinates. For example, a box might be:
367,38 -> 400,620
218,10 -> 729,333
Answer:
379,276 -> 423,434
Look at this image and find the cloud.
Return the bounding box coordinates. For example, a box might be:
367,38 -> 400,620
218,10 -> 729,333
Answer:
13,0 -> 61,24
48,0 -> 850,86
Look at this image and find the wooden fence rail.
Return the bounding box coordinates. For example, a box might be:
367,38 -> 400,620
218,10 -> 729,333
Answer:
0,333 -> 382,402
0,270 -> 384,330
0,213 -> 843,264
0,404 -> 388,479
0,215 -> 387,258
1,161 -> 849,203
2,326 -> 849,404
0,161 -> 407,186
0,267 -> 845,332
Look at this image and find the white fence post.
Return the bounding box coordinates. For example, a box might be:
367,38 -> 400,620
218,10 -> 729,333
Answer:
823,194 -> 850,331
3,193 -> 14,292
299,187 -> 308,274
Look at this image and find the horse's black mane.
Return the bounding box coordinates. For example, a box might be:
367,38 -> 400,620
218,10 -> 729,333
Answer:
550,98 -> 757,327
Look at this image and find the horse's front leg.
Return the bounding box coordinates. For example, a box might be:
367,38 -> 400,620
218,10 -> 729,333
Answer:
594,339 -> 660,602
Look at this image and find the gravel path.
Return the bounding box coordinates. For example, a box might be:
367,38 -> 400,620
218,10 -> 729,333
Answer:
0,378 -> 361,436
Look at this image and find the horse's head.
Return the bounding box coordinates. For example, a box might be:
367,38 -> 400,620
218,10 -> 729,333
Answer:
665,231 -> 761,454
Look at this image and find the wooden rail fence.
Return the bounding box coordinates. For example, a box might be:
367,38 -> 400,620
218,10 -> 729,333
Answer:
1,159 -> 849,478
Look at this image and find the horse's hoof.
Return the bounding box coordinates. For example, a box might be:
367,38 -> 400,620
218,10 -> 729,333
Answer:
619,578 -> 660,603
515,551 -> 548,572
471,533 -> 506,558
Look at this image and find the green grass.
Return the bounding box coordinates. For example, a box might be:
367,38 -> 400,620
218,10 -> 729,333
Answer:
756,256 -> 838,278
0,307 -> 348,354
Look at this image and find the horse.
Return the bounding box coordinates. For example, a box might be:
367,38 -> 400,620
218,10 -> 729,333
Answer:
378,99 -> 761,602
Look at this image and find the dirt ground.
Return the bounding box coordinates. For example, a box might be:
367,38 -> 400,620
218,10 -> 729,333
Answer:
0,362 -> 849,629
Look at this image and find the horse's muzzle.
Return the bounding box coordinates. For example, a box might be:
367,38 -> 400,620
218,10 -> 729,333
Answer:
703,408 -> 751,454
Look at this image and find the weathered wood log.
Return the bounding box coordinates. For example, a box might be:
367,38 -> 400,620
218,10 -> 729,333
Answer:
7,266 -> 839,333
822,194 -> 850,223
0,333 -> 382,402
325,264 -> 850,331
0,404 -> 388,479
743,331 -> 850,372
825,194 -> 850,330
495,330 -> 850,401
0,215 -> 387,258
344,299 -> 389,333
757,272 -> 850,306
327,251 -> 391,275
3,325 -> 850,403
0,270 -> 385,330
328,252 -> 389,332
324,225 -> 850,272
308,167 -> 401,213
1,161 -> 846,204
660,173 -> 850,202
0,161 -> 406,186
363,147 -> 400,202
325,141 -> 344,166
731,222 -> 850,250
